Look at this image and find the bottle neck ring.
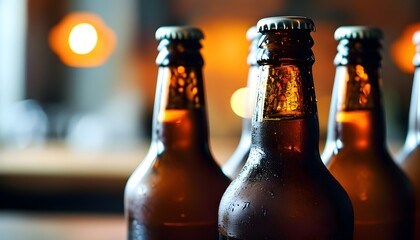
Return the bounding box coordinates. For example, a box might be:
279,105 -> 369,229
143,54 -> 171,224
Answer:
334,39 -> 382,67
257,30 -> 315,66
156,39 -> 204,67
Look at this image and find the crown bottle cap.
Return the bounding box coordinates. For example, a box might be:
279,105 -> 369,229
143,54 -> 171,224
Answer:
334,26 -> 383,40
257,16 -> 316,33
155,26 -> 204,41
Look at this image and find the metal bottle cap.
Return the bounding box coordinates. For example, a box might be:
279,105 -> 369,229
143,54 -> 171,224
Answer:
413,30 -> 420,45
246,26 -> 260,41
257,16 -> 316,33
334,26 -> 383,40
155,26 -> 204,41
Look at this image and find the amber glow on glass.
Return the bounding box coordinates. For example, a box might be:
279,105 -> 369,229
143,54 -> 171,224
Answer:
159,110 -> 188,122
355,65 -> 368,81
355,65 -> 371,105
356,168 -> 371,202
391,23 -> 420,73
68,23 -> 98,55
49,12 -> 116,67
230,87 -> 247,118
336,111 -> 370,148
255,65 -> 304,121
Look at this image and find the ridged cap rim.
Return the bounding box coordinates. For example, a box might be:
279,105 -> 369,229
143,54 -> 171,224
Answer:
334,26 -> 383,40
155,26 -> 204,40
413,30 -> 420,45
246,26 -> 261,41
257,16 -> 316,33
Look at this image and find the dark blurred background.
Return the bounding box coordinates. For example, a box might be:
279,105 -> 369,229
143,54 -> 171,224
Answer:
0,0 -> 419,216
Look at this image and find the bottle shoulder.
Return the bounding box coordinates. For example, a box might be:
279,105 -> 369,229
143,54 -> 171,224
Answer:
397,145 -> 420,184
325,148 -> 413,199
126,144 -> 230,191
125,144 -> 230,225
218,160 -> 353,239
324,145 -> 399,170
222,137 -> 251,179
397,143 -> 420,165
221,147 -> 348,201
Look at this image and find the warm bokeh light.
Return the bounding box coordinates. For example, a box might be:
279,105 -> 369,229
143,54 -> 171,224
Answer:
391,23 -> 420,74
68,23 -> 98,55
49,12 -> 116,67
231,87 -> 248,118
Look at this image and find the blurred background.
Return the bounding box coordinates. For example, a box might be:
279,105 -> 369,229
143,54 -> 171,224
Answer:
0,0 -> 419,236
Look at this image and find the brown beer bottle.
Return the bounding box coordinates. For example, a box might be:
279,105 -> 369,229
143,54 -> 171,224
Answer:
222,26 -> 261,179
218,16 -> 354,240
396,30 -> 420,239
124,26 -> 230,240
322,26 -> 414,239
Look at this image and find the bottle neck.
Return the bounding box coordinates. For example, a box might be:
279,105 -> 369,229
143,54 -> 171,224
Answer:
252,116 -> 320,155
325,38 -> 386,150
252,63 -> 319,153
325,65 -> 386,149
152,65 -> 210,151
404,67 -> 420,147
252,30 -> 319,154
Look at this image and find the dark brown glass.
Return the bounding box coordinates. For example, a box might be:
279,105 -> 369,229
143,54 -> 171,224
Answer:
222,27 -> 260,179
396,31 -> 420,240
218,20 -> 354,240
322,31 -> 414,239
125,28 -> 230,240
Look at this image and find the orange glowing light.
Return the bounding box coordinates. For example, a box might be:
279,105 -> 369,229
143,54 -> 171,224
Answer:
68,23 -> 98,54
390,23 -> 420,74
49,12 -> 116,67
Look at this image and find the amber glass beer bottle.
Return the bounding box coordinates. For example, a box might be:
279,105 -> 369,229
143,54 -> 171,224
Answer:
124,26 -> 230,240
396,30 -> 420,239
218,16 -> 354,240
222,26 -> 261,179
322,26 -> 414,239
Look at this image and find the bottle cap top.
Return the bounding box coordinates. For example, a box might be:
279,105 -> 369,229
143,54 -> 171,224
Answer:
334,26 -> 383,40
413,30 -> 420,45
257,16 -> 316,33
246,26 -> 261,41
155,26 -> 204,41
